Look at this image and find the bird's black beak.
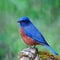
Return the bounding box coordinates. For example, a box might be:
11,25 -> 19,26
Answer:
17,21 -> 20,23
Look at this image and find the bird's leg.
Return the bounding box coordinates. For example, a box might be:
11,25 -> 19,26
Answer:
32,45 -> 36,48
33,45 -> 36,48
30,45 -> 36,49
33,45 -> 38,54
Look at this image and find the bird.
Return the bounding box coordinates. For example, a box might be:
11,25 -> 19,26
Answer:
17,16 -> 58,55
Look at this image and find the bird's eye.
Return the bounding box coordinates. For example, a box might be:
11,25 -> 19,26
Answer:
20,20 -> 30,25
23,20 -> 30,23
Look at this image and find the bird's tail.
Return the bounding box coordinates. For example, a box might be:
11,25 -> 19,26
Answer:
44,44 -> 58,55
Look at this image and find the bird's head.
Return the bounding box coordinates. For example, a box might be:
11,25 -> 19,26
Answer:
17,16 -> 31,27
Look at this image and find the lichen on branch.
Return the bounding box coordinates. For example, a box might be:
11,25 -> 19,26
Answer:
18,48 -> 60,60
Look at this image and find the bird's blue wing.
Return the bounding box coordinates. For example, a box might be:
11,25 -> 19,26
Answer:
24,23 -> 48,45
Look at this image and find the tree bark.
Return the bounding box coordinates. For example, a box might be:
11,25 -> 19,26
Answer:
18,47 -> 60,60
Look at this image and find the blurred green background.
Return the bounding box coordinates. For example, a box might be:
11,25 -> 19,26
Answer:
0,0 -> 60,60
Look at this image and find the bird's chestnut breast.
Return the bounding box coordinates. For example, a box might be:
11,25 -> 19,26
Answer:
20,28 -> 39,46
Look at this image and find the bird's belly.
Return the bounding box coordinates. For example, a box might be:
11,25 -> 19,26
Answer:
20,28 -> 39,46
22,34 -> 39,46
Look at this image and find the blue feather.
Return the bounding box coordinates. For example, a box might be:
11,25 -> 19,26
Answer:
24,23 -> 58,55
44,45 -> 58,55
24,23 -> 48,44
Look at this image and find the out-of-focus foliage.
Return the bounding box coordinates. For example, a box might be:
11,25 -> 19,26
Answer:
0,0 -> 60,60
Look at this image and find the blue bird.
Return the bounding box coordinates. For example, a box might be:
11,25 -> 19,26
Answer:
18,16 -> 58,55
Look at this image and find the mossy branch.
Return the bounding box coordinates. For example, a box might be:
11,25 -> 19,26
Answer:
18,48 -> 60,60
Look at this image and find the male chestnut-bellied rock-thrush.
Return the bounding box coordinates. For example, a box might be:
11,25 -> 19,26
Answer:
18,16 -> 58,55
